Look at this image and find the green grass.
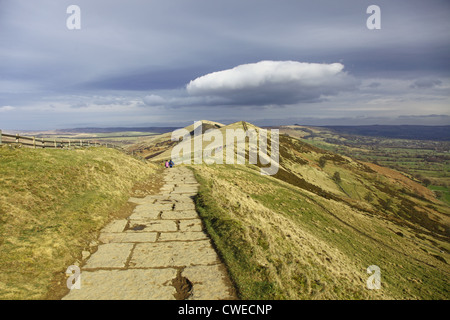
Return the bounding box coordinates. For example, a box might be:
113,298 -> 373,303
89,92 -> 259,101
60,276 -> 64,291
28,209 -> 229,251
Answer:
0,145 -> 156,299
190,160 -> 449,299
297,133 -> 450,188
429,185 -> 450,205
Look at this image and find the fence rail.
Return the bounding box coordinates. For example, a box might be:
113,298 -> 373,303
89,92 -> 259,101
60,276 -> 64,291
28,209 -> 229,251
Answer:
0,129 -> 122,150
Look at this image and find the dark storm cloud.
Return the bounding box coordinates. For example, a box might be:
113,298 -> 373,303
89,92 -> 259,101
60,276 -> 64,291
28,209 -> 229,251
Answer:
410,79 -> 443,89
368,82 -> 382,88
80,67 -> 211,91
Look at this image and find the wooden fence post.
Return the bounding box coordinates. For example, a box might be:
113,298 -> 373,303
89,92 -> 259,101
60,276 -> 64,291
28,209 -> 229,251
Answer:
33,136 -> 36,149
42,138 -> 45,148
16,134 -> 19,145
0,130 -> 2,145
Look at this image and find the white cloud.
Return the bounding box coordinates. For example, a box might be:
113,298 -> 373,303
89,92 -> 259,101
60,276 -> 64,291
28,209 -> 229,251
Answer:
0,106 -> 15,112
186,60 -> 358,106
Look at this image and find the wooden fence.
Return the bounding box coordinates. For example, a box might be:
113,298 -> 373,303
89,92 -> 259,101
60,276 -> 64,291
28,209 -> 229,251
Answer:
0,129 -> 121,150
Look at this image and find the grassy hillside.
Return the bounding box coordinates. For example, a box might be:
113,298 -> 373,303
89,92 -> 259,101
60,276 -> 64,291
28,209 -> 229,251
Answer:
192,164 -> 449,299
277,125 -> 450,206
188,133 -> 449,299
127,120 -> 226,161
0,145 -> 159,299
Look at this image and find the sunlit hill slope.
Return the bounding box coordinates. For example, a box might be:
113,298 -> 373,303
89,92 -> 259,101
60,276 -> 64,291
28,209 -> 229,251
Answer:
133,120 -> 449,299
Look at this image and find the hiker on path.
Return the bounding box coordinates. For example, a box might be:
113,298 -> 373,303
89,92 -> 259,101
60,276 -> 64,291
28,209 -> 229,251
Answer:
169,159 -> 174,168
165,160 -> 169,168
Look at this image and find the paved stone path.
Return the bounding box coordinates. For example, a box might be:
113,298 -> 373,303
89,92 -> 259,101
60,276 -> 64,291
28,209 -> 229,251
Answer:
63,167 -> 236,300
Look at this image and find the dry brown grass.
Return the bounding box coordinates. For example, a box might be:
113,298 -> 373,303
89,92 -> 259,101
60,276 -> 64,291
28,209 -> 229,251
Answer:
0,146 -> 158,299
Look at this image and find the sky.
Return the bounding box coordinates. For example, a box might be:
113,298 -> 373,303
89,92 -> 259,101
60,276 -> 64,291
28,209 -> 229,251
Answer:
0,0 -> 449,130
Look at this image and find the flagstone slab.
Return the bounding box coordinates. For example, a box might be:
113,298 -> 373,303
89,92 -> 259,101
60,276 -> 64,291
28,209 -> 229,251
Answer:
129,240 -> 218,268
158,231 -> 208,242
160,210 -> 198,220
132,203 -> 160,213
141,195 -> 169,202
183,265 -> 234,300
171,187 -> 198,194
128,210 -> 160,221
150,203 -> 175,211
99,232 -> 158,243
83,243 -> 134,269
173,202 -> 196,211
126,220 -> 178,232
179,219 -> 203,232
62,269 -> 177,300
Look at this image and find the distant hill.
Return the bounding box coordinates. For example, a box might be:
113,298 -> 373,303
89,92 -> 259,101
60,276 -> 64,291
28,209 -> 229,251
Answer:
56,127 -> 179,134
314,125 -> 450,141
